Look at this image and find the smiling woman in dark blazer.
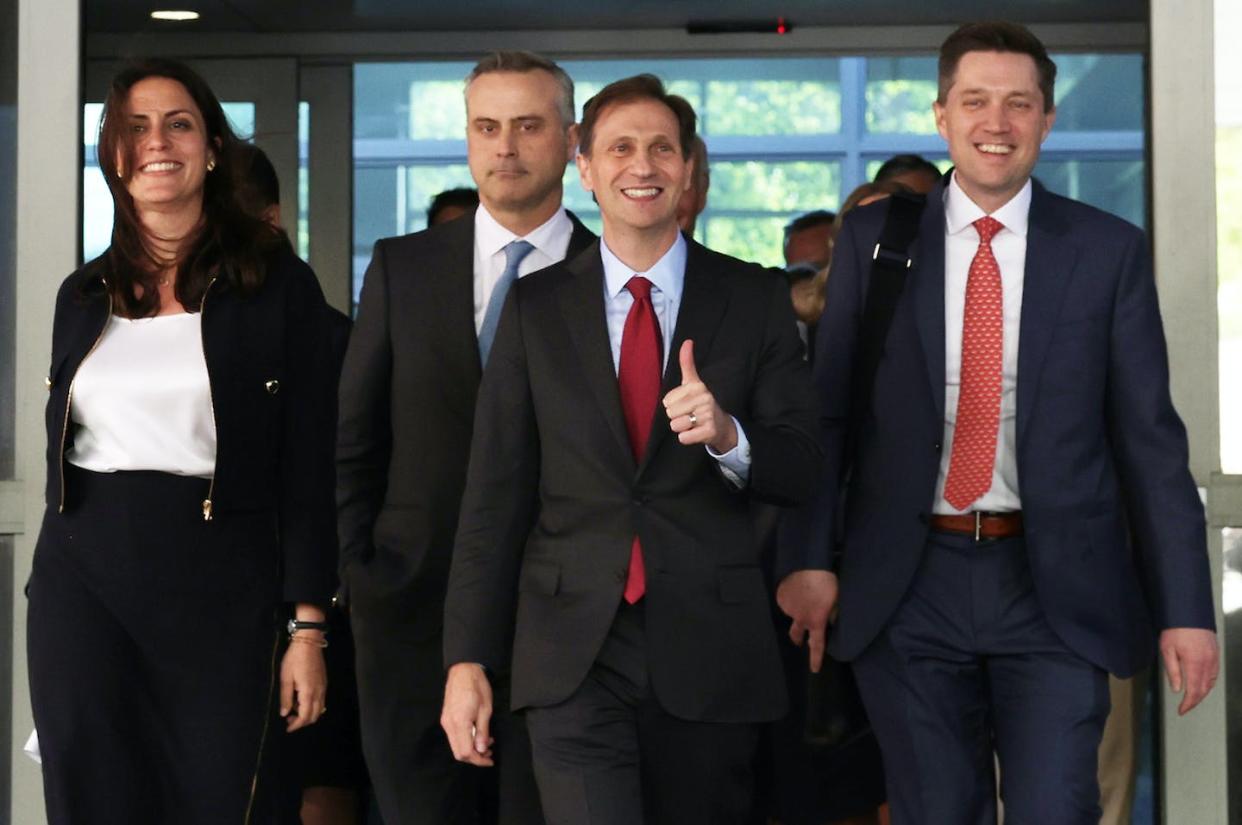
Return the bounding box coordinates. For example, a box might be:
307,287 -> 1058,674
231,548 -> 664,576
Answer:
26,58 -> 338,825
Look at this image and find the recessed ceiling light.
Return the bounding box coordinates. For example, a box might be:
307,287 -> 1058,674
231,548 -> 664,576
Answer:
150,10 -> 200,21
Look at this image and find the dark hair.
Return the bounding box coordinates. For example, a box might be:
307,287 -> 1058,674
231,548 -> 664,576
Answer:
427,187 -> 480,225
938,21 -> 1057,113
232,142 -> 280,213
836,180 -> 914,225
874,154 -> 941,184
90,58 -> 284,318
783,209 -> 837,242
466,51 -> 575,126
578,74 -> 697,161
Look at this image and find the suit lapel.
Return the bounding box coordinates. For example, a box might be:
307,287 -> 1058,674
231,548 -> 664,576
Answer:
566,210 -> 597,257
637,241 -> 729,476
429,213 -> 483,416
558,242 -> 634,461
1016,182 -> 1076,447
913,188 -> 948,425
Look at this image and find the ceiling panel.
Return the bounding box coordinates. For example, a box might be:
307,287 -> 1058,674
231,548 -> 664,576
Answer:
86,0 -> 1147,34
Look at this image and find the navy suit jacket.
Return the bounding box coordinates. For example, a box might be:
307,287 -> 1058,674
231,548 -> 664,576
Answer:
779,177 -> 1215,677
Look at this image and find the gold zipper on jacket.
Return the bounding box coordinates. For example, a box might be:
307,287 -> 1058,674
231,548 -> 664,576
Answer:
57,281 -> 113,513
200,276 -> 218,521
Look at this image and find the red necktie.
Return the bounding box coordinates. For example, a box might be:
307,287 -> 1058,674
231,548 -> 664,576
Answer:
944,216 -> 1004,512
618,276 -> 661,603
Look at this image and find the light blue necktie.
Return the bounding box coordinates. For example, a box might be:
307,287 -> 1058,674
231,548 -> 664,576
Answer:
478,239 -> 535,366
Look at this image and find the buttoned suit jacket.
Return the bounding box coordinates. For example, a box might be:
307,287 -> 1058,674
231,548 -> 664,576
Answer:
778,177 -> 1215,678
443,239 -> 822,722
336,208 -> 595,660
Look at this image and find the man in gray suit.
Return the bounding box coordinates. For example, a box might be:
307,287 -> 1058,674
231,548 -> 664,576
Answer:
337,50 -> 595,824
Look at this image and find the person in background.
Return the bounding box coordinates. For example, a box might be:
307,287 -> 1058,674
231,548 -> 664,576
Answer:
872,153 -> 942,194
234,142 -> 369,825
429,186 -> 481,227
338,49 -> 594,825
783,210 -> 836,270
778,22 -> 1218,824
27,58 -> 336,825
1095,672 -> 1149,825
677,134 -> 711,238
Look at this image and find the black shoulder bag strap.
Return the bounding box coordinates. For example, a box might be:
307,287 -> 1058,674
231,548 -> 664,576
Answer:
846,191 -> 927,466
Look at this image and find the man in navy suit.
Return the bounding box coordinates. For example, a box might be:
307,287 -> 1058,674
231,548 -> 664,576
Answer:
777,21 -> 1219,824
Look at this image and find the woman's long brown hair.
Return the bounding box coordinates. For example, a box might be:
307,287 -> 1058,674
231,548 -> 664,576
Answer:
86,58 -> 286,317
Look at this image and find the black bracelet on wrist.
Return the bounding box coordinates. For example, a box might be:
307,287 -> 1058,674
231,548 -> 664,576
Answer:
286,618 -> 329,637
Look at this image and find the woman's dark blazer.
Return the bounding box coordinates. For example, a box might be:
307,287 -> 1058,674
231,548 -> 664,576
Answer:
42,245 -> 338,606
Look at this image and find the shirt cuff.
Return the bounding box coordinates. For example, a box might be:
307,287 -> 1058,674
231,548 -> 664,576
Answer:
706,416 -> 751,487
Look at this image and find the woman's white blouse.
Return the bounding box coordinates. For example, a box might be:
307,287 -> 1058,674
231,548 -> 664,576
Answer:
67,312 -> 217,478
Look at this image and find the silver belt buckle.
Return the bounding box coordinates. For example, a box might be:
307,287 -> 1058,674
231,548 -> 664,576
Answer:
974,511 -> 983,542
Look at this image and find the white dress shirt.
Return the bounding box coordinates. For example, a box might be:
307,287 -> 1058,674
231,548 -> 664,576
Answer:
68,312 -> 216,478
599,233 -> 751,483
473,204 -> 573,333
931,173 -> 1031,514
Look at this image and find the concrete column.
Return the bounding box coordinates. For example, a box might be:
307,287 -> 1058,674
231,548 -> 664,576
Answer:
11,0 -> 80,822
1149,0 -> 1230,821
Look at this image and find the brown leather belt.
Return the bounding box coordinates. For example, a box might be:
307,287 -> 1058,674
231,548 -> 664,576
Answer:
929,511 -> 1024,541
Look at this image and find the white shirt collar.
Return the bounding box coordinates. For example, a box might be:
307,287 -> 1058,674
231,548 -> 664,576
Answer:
474,203 -> 572,258
943,172 -> 1032,239
600,232 -> 687,302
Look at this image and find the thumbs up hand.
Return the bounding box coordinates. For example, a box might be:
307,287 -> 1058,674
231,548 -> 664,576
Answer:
663,339 -> 737,453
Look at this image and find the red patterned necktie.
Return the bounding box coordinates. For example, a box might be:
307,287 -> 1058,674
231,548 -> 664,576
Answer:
944,216 -> 1004,512
618,276 -> 661,603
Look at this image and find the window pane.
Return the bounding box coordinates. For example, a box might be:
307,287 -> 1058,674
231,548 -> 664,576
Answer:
704,216 -> 795,269
866,57 -> 938,135
1219,0 -> 1242,472
710,160 -> 840,213
355,62 -> 473,140
703,161 -> 840,268
705,77 -> 839,136
1053,55 -> 1144,132
563,58 -> 840,136
1033,158 -> 1145,229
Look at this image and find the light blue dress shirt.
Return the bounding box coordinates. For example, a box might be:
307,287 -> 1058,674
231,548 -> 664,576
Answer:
599,234 -> 751,483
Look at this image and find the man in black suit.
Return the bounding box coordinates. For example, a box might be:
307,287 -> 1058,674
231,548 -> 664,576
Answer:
337,50 -> 595,824
441,74 -> 821,825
